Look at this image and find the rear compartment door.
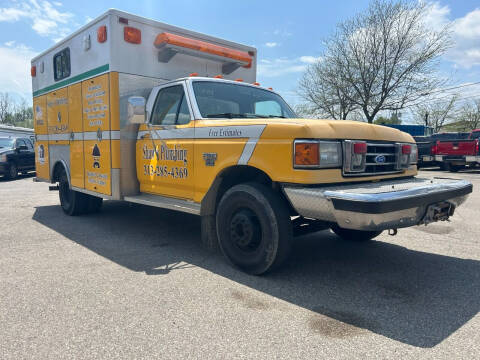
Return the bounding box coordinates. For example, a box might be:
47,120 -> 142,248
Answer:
82,74 -> 112,195
33,95 -> 49,180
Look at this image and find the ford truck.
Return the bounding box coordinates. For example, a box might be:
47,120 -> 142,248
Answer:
31,10 -> 472,274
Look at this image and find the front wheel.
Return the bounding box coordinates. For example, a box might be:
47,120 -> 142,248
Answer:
5,162 -> 18,180
216,183 -> 292,275
331,224 -> 382,242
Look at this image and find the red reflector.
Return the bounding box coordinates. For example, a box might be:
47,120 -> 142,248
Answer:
353,142 -> 367,154
31,66 -> 36,77
402,144 -> 412,154
97,25 -> 107,43
124,26 -> 141,44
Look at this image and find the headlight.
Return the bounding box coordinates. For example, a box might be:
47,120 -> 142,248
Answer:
0,154 -> 7,162
294,140 -> 342,169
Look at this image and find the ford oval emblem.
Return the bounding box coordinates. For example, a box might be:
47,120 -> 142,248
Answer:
375,155 -> 386,164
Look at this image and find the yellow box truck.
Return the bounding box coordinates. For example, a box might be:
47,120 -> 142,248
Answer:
31,10 -> 472,274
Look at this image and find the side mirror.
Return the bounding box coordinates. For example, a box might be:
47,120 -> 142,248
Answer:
127,96 -> 146,124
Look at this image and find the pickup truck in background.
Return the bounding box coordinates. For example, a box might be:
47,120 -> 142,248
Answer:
414,132 -> 469,168
0,137 -> 36,179
434,129 -> 480,171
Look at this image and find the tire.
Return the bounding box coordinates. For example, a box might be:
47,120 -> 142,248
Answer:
449,165 -> 463,172
5,162 -> 18,180
58,171 -> 88,216
331,224 -> 382,242
216,182 -> 292,275
86,195 -> 103,213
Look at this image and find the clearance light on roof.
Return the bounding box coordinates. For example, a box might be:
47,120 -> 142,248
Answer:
214,75 -> 223,78
189,72 -> 199,77
97,25 -> 107,43
253,82 -> 260,86
235,78 -> 243,82
154,32 -> 252,74
124,26 -> 141,44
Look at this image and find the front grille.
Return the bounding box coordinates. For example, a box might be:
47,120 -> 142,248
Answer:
344,141 -> 403,177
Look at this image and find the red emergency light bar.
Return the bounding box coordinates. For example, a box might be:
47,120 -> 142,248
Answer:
154,32 -> 252,74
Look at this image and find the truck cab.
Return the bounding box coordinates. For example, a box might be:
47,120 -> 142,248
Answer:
32,10 -> 472,274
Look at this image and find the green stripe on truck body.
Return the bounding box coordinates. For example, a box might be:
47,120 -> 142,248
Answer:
33,64 -> 110,97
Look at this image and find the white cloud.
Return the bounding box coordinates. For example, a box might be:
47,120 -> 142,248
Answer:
0,0 -> 74,40
257,56 -> 318,77
299,56 -> 321,64
265,42 -> 278,48
424,2 -> 480,68
0,43 -> 37,98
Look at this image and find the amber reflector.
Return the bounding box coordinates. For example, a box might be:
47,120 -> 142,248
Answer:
97,25 -> 107,43
124,26 -> 141,44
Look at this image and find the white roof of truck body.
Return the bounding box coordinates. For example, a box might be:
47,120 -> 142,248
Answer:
31,9 -> 257,96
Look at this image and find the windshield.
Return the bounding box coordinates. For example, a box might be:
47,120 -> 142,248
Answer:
0,138 -> 14,149
192,81 -> 297,119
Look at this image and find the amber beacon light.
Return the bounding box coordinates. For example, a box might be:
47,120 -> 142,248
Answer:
154,32 -> 252,74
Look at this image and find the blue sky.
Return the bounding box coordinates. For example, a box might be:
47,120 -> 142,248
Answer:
1,0 -> 480,111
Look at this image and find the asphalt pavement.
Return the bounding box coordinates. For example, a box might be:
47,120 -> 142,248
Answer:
0,169 -> 479,359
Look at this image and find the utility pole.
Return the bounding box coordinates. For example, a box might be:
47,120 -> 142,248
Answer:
424,112 -> 429,127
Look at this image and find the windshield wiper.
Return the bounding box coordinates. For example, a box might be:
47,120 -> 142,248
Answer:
206,113 -> 251,119
205,113 -> 285,119
264,115 -> 286,118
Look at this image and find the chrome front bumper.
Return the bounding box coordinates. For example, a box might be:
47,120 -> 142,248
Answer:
283,177 -> 472,231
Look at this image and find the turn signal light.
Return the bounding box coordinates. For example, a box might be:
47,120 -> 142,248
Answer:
294,142 -> 319,166
31,66 -> 36,77
124,26 -> 141,44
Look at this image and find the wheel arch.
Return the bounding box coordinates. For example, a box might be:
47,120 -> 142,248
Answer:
200,165 -> 290,216
51,160 -> 71,187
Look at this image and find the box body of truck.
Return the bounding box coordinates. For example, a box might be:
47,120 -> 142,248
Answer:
31,9 -> 256,200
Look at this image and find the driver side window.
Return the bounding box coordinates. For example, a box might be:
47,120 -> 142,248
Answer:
151,85 -> 191,126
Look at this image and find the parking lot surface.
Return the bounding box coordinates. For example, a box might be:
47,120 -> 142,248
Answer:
1,169 -> 479,359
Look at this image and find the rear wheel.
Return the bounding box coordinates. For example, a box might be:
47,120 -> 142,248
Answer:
58,171 -> 88,216
216,183 -> 292,275
331,224 -> 382,242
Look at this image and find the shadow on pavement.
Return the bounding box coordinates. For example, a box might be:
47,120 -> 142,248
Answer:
32,201 -> 480,348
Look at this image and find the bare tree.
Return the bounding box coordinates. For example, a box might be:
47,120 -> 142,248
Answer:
0,92 -> 12,124
456,100 -> 480,131
412,95 -> 458,132
298,60 -> 359,119
318,0 -> 451,123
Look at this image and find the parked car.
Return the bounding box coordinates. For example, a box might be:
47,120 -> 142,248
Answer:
0,137 -> 36,179
434,129 -> 480,171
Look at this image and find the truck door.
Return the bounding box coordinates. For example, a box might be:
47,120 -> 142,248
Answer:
136,82 -> 195,200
